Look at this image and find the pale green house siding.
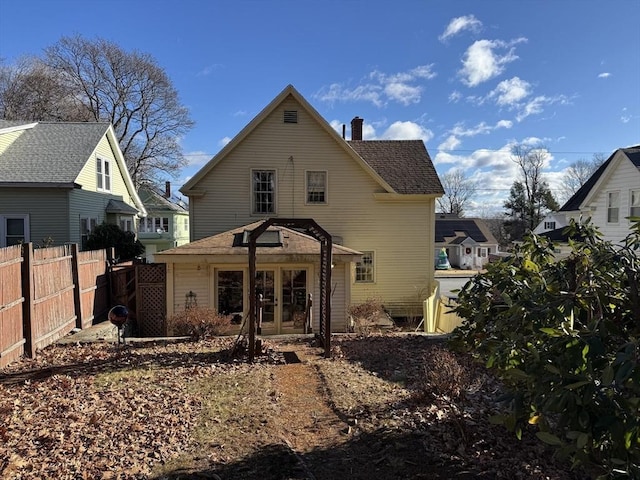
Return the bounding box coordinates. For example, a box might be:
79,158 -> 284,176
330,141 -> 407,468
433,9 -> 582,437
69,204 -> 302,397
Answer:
0,187 -> 70,246
0,130 -> 26,155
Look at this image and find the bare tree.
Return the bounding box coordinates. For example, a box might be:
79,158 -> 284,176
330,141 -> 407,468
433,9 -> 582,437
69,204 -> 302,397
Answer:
6,35 -> 197,186
560,154 -> 606,201
0,57 -> 81,121
436,168 -> 478,216
504,144 -> 559,239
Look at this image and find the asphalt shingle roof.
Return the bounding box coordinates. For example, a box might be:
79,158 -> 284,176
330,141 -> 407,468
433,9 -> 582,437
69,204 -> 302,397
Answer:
0,121 -> 110,184
347,140 -> 444,195
434,216 -> 497,243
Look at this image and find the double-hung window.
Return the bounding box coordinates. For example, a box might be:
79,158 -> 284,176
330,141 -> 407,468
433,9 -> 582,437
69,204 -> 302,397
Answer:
252,170 -> 276,214
607,191 -> 620,223
630,190 -> 640,218
306,171 -> 327,204
544,221 -> 556,230
355,251 -> 375,283
96,157 -> 111,192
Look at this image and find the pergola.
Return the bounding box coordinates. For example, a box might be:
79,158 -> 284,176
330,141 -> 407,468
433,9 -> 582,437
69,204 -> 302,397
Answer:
247,218 -> 332,360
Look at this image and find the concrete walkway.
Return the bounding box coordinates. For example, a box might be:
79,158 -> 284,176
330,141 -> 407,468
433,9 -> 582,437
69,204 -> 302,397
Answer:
57,321 -> 119,344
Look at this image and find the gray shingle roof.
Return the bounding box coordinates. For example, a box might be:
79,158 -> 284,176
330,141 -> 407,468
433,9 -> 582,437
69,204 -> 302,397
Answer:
0,121 -> 110,184
347,140 -> 444,195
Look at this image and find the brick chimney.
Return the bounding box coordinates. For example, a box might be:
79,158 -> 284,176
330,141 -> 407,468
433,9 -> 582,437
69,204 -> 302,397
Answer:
164,181 -> 171,198
351,116 -> 363,141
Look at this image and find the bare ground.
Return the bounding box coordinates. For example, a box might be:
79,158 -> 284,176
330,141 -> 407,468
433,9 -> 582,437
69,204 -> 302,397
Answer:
0,334 -> 593,479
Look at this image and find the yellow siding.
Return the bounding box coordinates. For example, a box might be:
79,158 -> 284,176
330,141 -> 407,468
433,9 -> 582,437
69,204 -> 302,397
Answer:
0,130 -> 25,155
171,263 -> 211,312
76,134 -> 136,207
188,94 -> 437,318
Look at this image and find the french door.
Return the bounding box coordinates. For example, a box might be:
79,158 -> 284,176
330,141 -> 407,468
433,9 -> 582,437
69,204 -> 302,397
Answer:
216,267 -> 308,334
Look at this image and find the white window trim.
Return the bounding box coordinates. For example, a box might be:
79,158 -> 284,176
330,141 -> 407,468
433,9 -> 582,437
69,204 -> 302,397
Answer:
607,191 -> 620,224
251,169 -> 277,215
355,251 -> 375,284
96,156 -> 112,192
305,170 -> 328,205
630,189 -> 640,219
0,214 -> 30,247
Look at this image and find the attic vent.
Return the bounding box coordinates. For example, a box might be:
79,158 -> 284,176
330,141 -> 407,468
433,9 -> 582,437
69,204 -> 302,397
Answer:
284,110 -> 298,124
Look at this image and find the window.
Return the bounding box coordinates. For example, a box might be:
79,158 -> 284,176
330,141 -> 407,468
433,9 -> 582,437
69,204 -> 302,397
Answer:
120,217 -> 133,232
1,215 -> 29,247
139,217 -> 169,233
252,170 -> 276,214
80,217 -> 98,250
544,221 -> 556,230
96,157 -> 111,191
355,251 -> 374,283
630,190 -> 640,218
478,247 -> 488,258
607,191 -> 620,223
306,171 -> 327,204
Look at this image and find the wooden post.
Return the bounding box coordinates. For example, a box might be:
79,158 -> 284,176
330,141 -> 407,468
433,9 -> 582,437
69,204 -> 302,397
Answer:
21,243 -> 36,358
70,244 -> 83,329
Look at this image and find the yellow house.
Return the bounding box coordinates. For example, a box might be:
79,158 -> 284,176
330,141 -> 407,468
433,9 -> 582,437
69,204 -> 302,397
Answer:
0,120 -> 146,249
158,85 -> 443,333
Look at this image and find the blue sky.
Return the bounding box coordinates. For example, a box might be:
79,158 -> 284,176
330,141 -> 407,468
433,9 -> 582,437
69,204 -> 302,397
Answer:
1,0 -> 639,215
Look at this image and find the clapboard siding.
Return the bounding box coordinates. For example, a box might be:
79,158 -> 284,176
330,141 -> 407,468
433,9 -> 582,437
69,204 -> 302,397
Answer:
580,153 -> 640,244
0,188 -> 70,246
0,129 -> 26,155
185,91 -> 438,317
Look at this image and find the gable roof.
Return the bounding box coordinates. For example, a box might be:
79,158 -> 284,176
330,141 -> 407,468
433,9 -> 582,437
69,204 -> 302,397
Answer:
156,221 -> 362,258
0,121 -> 111,184
434,215 -> 497,244
0,120 -> 146,216
560,145 -> 640,212
181,84 -> 443,197
138,184 -> 188,214
348,140 -> 443,195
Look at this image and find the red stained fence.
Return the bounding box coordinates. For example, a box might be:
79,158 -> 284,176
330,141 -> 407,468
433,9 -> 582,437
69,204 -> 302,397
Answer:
0,243 -> 111,367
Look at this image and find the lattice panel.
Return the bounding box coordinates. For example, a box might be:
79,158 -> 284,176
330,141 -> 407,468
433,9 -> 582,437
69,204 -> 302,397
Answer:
138,284 -> 166,337
137,264 -> 166,284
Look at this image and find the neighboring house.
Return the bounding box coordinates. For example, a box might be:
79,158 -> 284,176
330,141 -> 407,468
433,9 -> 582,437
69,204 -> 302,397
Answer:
137,182 -> 189,262
551,145 -> 640,245
533,211 -> 569,235
0,120 -> 146,249
434,214 -> 499,269
157,84 -> 444,334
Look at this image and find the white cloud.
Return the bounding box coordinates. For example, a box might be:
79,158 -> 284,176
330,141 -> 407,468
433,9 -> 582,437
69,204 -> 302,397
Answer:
459,38 -> 526,87
515,94 -> 570,122
598,72 -> 611,78
379,121 -> 433,142
315,64 -> 436,107
449,90 -> 463,103
438,135 -> 461,151
439,15 -> 482,42
448,119 -> 513,138
197,64 -> 224,76
490,76 -> 532,106
218,136 -> 232,147
184,151 -> 211,167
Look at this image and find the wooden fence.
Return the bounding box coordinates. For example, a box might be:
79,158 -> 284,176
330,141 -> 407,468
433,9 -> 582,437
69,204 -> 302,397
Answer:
0,243 -> 111,367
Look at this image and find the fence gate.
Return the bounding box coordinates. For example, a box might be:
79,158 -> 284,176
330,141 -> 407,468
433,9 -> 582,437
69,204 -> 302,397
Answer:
110,263 -> 166,337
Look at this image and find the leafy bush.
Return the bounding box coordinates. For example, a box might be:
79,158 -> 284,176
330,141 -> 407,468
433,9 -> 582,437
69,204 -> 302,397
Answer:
85,223 -> 144,261
449,218 -> 640,478
167,306 -> 232,340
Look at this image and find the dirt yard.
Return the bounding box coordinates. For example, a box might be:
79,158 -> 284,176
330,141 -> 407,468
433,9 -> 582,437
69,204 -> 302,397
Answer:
0,334 -> 592,479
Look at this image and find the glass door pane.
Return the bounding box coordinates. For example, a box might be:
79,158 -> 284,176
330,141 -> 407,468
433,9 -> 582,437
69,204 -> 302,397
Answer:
255,270 -> 275,325
282,269 -> 307,331
217,270 -> 244,325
